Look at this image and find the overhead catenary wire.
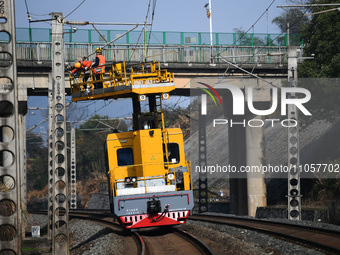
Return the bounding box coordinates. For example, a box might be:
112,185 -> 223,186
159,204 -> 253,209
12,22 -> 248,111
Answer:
23,0 -> 50,112
215,0 -> 277,59
178,0 -> 282,91
163,103 -> 190,120
146,0 -> 158,59
27,12 -> 50,17
127,0 -> 158,62
27,1 -> 91,25
26,6 -> 138,130
128,0 -> 156,62
24,0 -> 31,21
26,2 -> 308,121
143,0 -> 151,62
68,117 -> 130,124
244,1 -> 316,83
77,99 -> 131,122
173,0 -> 314,104
65,0 -> 86,19
64,21 -> 147,60
213,0 -> 317,89
63,3 -> 154,62
231,0 -> 277,49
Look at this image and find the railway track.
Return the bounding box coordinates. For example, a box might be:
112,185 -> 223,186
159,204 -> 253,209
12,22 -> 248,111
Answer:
136,227 -> 215,255
189,214 -> 340,255
68,211 -> 215,255
68,211 -> 143,254
31,210 -> 340,254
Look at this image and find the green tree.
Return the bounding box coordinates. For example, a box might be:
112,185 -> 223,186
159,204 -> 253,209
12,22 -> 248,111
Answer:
297,0 -> 340,122
272,0 -> 310,46
288,1 -> 340,205
26,133 -> 48,190
299,0 -> 340,78
75,114 -> 128,180
272,2 -> 310,34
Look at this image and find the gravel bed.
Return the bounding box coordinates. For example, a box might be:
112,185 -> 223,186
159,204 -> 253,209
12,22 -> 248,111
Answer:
69,219 -> 124,255
26,214 -> 124,255
183,220 -> 324,255
26,213 -> 339,254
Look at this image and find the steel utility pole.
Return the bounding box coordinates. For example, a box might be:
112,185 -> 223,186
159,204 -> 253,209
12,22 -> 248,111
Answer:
70,128 -> 77,209
48,74 -> 53,239
280,2 -> 324,222
287,46 -> 301,221
51,12 -> 70,255
0,0 -> 22,253
198,100 -> 208,213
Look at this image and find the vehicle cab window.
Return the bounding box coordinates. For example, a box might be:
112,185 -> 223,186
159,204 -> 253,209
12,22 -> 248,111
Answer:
164,143 -> 180,164
117,148 -> 134,166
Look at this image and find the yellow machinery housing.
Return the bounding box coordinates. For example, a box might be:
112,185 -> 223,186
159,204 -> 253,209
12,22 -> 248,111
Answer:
105,128 -> 192,197
104,123 -> 194,229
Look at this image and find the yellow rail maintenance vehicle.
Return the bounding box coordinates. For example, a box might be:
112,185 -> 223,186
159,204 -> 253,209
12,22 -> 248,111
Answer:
70,61 -> 194,229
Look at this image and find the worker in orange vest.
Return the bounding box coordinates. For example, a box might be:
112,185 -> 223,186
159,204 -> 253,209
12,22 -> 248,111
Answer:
71,57 -> 92,78
71,57 -> 93,93
92,47 -> 106,89
71,57 -> 92,73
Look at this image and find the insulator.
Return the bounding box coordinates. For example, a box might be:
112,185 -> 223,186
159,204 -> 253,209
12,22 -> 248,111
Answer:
66,21 -> 89,25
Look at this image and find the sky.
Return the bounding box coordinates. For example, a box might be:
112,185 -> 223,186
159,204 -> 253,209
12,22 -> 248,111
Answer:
15,0 -> 289,33
17,0 -> 290,133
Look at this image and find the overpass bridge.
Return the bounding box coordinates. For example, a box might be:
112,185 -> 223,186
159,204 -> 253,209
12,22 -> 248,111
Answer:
13,27 -> 302,94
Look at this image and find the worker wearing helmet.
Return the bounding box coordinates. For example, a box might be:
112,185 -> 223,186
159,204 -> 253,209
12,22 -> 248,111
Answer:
71,62 -> 82,74
71,57 -> 92,75
71,57 -> 93,94
92,47 -> 106,89
80,57 -> 92,72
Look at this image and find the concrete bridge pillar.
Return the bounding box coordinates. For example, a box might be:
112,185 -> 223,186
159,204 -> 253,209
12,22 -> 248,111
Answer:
228,119 -> 248,215
228,115 -> 267,216
221,91 -> 248,215
221,87 -> 268,216
246,115 -> 267,217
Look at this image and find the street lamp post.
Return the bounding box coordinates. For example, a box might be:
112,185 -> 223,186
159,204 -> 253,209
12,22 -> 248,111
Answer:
205,1 -> 213,64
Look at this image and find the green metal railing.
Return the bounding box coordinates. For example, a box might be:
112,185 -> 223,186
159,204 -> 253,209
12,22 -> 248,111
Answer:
10,27 -> 303,65
15,27 -> 303,47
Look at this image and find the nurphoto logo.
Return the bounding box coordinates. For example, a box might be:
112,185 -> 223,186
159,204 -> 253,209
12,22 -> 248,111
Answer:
198,83 -> 312,128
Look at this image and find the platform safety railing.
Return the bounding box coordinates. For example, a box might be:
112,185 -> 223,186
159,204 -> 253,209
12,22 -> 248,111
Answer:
69,61 -> 175,95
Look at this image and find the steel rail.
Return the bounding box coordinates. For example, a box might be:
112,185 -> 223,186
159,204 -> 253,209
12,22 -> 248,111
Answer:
174,228 -> 216,255
68,212 -> 146,255
190,214 -> 340,255
70,212 -> 214,255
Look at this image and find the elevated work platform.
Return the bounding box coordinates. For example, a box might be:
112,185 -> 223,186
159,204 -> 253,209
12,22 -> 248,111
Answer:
70,61 -> 175,101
